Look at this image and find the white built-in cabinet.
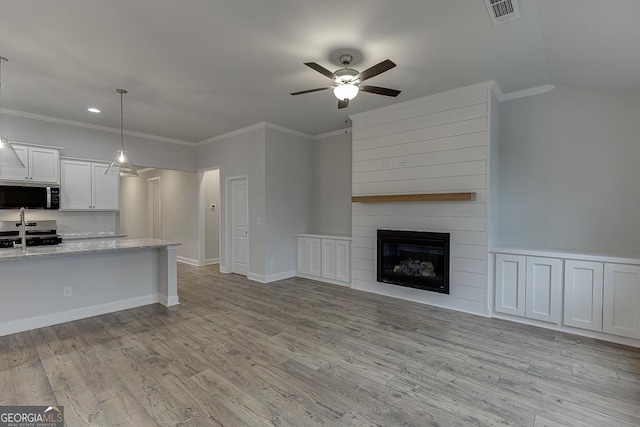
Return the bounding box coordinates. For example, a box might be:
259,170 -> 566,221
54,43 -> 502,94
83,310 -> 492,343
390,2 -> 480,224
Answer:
297,236 -> 321,277
297,234 -> 351,286
60,159 -> 119,210
494,248 -> 640,344
603,264 -> 640,339
563,260 -> 603,331
495,254 -> 562,323
0,144 -> 60,184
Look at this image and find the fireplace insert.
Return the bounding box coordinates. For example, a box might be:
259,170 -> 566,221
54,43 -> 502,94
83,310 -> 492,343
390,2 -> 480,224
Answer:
377,230 -> 450,294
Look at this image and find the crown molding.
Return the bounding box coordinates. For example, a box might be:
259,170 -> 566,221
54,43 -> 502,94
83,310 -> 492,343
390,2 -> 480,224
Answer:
196,122 -> 313,146
313,127 -> 352,140
498,84 -> 556,101
1,108 -> 195,146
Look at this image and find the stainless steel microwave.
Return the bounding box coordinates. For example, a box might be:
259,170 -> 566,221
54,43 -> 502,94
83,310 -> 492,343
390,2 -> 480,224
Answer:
0,185 -> 59,209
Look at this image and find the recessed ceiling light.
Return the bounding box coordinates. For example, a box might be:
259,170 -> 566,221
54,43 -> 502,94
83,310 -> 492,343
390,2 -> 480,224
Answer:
88,107 -> 101,113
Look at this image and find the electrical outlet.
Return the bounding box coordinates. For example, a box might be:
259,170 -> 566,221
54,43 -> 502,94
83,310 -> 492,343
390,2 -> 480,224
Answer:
63,286 -> 72,297
269,259 -> 275,266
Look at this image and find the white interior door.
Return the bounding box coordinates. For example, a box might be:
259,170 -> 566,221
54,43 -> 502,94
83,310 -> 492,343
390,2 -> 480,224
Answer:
147,177 -> 161,239
230,177 -> 248,276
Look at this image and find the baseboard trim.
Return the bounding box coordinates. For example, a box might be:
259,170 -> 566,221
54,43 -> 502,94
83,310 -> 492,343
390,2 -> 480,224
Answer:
159,294 -> 180,307
247,273 -> 266,283
177,256 -> 200,266
296,273 -> 351,287
0,294 -> 160,337
205,258 -> 220,265
219,265 -> 229,273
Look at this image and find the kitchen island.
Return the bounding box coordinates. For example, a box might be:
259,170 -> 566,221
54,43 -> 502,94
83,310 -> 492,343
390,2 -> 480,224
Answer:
0,238 -> 180,337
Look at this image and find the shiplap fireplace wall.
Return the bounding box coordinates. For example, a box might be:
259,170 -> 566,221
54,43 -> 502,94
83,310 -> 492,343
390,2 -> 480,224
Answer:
350,81 -> 500,316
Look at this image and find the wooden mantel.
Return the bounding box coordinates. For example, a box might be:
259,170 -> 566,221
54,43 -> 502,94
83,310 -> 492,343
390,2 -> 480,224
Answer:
351,192 -> 476,203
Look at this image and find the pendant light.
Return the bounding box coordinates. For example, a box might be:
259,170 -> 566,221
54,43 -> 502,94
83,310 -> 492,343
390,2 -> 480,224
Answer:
105,88 -> 138,177
0,57 -> 25,168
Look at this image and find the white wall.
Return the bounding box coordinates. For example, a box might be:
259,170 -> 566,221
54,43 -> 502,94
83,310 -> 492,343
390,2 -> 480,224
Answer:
119,169 -> 199,260
203,169 -> 220,262
312,131 -> 352,235
350,83 -> 497,316
196,125 -> 266,277
264,127 -> 314,280
498,85 -> 640,255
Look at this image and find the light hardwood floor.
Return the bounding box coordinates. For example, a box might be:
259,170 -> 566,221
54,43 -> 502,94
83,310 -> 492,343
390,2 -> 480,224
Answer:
2,264 -> 640,426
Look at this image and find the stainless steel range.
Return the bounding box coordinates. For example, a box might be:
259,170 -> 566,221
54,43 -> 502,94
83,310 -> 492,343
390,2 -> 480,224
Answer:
0,220 -> 62,248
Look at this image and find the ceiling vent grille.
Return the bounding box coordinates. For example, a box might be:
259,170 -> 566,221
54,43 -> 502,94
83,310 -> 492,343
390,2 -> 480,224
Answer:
484,0 -> 520,25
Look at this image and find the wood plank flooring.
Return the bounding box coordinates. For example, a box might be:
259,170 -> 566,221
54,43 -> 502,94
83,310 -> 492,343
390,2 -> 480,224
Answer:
2,264 -> 640,426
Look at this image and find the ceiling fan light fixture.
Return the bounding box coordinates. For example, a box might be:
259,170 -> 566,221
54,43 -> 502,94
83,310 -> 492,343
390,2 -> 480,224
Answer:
333,83 -> 359,101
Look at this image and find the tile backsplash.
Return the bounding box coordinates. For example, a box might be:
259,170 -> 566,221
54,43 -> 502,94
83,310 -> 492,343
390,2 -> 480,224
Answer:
0,210 -> 117,236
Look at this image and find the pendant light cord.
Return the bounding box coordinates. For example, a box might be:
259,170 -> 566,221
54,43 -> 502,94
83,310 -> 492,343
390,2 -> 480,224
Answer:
0,57 -> 5,134
120,89 -> 124,151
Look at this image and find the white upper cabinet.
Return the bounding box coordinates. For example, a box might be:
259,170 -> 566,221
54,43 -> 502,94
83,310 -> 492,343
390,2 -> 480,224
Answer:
0,144 -> 59,184
60,159 -> 119,211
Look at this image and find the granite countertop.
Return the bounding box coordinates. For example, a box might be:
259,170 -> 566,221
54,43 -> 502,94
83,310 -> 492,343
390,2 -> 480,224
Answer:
0,238 -> 181,261
60,233 -> 128,241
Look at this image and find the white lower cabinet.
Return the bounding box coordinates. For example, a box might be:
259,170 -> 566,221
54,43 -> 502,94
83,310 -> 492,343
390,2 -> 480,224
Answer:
495,254 -> 526,317
495,249 -> 640,344
526,257 -> 563,323
563,260 -> 604,332
495,254 -> 562,323
297,237 -> 321,277
603,264 -> 640,339
297,235 -> 351,286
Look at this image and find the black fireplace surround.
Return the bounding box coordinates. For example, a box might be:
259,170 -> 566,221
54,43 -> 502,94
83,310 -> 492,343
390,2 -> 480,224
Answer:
377,230 -> 450,294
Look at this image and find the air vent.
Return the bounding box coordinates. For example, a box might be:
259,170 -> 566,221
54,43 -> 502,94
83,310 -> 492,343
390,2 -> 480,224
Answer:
484,0 -> 520,26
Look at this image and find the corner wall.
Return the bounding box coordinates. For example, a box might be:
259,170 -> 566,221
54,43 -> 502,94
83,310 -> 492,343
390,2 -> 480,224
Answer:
312,131 -> 352,235
497,85 -> 640,254
264,128 -> 314,280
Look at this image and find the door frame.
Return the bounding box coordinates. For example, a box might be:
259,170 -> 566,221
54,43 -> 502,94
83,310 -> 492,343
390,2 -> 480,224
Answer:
146,176 -> 162,239
197,166 -> 222,267
225,175 -> 249,275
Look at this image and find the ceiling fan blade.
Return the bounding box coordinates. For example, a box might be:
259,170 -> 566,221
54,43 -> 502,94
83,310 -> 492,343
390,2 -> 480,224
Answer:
338,99 -> 349,109
290,87 -> 332,96
304,62 -> 337,80
355,59 -> 396,82
359,85 -> 401,97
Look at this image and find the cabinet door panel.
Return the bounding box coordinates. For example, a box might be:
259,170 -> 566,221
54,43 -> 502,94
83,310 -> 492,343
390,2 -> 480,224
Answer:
603,264 -> 640,339
60,160 -> 92,210
495,254 -> 526,316
322,239 -> 336,280
297,238 -> 309,274
564,260 -> 603,331
335,240 -> 351,283
92,163 -> 119,210
29,147 -> 59,183
308,238 -> 321,277
526,257 -> 563,323
0,145 -> 28,181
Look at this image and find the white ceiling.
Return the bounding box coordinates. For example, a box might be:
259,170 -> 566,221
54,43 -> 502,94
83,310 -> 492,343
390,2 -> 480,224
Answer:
0,0 -> 638,143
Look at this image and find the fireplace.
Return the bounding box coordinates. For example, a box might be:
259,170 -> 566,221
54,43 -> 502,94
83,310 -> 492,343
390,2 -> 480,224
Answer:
377,230 -> 450,294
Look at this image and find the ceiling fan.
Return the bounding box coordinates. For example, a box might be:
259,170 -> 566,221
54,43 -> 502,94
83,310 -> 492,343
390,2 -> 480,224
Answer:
291,54 -> 401,109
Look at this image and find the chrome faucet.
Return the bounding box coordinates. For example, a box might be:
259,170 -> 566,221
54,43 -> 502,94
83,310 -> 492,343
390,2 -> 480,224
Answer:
15,207 -> 26,250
